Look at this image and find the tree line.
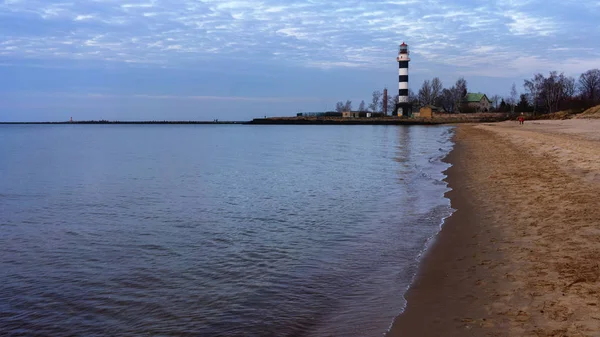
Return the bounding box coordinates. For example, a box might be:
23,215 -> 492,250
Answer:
333,77 -> 472,114
516,69 -> 600,115
332,68 -> 600,115
415,77 -> 468,113
333,90 -> 398,114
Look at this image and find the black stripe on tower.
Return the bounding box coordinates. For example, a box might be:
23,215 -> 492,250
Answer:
399,75 -> 408,82
398,61 -> 409,68
399,89 -> 409,96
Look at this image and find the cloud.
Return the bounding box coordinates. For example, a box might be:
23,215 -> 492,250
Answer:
0,0 -> 598,77
504,11 -> 556,36
121,3 -> 156,9
74,14 -> 94,21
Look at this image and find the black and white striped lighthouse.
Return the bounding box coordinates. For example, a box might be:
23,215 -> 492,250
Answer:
395,42 -> 411,117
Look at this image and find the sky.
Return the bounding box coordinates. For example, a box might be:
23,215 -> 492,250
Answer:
1,0 -> 599,121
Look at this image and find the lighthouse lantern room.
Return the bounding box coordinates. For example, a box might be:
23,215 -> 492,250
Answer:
395,42 -> 411,117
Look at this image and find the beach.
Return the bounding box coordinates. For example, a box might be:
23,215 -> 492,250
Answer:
388,119 -> 600,336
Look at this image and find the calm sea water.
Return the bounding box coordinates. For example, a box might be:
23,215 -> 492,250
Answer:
0,124 -> 453,336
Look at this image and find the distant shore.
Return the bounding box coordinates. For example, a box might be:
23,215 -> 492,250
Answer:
0,113 -> 511,125
0,121 -> 246,125
388,120 -> 600,336
248,114 -> 509,125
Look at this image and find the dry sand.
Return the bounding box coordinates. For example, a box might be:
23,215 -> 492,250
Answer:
388,120 -> 600,336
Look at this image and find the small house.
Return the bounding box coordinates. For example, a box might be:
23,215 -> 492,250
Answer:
419,106 -> 432,118
465,93 -> 491,112
414,106 -> 439,118
342,111 -> 360,118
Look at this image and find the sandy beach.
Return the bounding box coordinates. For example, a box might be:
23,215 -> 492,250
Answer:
388,119 -> 600,336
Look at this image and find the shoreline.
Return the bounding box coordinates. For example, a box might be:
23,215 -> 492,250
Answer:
387,126 -> 496,336
387,121 -> 600,336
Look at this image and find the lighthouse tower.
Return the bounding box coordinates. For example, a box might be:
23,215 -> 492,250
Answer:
395,42 -> 411,117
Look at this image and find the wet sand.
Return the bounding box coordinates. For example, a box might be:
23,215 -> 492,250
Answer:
388,120 -> 600,336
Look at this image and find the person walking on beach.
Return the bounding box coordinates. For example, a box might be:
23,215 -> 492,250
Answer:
518,113 -> 525,125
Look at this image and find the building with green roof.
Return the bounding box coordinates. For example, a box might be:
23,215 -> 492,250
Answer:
465,93 -> 492,112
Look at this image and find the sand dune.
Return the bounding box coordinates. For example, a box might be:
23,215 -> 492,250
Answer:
575,105 -> 600,119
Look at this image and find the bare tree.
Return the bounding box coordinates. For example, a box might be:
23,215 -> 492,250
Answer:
418,80 -> 432,107
490,95 -> 501,110
453,77 -> 468,112
369,90 -> 382,113
358,100 -> 366,112
440,88 -> 455,113
344,100 -> 352,112
431,77 -> 443,106
455,77 -> 467,98
417,78 -> 443,107
508,83 -> 518,113
562,76 -> 576,100
335,101 -> 345,113
542,71 -> 565,114
386,94 -> 396,116
524,73 -> 544,115
408,89 -> 418,105
524,72 -> 578,114
578,69 -> 600,101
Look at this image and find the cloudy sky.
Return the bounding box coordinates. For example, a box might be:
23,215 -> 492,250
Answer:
1,0 -> 599,121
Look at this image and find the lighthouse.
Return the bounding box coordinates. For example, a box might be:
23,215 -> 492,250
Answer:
395,42 -> 411,117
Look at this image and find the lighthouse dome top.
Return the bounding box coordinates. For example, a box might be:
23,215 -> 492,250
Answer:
397,41 -> 410,61
398,42 -> 409,57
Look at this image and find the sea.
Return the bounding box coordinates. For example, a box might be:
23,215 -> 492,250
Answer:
0,124 -> 454,337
